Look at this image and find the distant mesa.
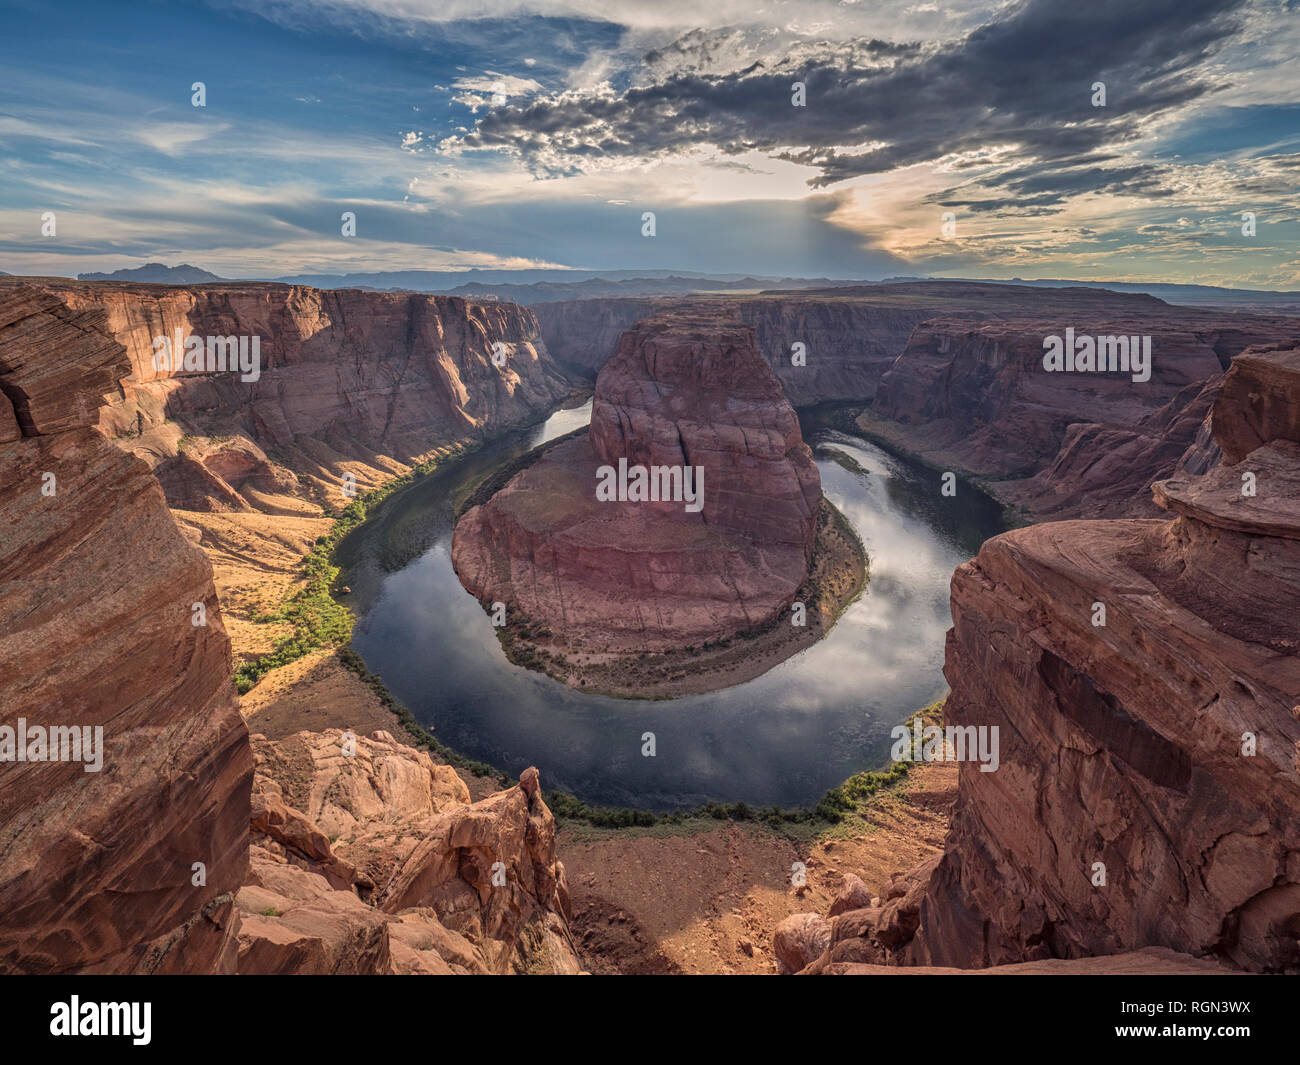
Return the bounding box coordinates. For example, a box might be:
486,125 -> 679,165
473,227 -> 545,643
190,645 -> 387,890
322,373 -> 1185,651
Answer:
77,262 -> 226,283
451,310 -> 866,697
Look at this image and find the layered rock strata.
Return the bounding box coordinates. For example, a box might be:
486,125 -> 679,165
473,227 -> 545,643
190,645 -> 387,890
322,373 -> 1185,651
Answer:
0,316 -> 253,974
0,277 -> 582,975
0,276 -> 574,677
539,283 -> 1297,522
536,282 -> 1295,415
452,312 -> 822,654
868,307 -> 1295,518
784,342 -> 1300,973
535,291 -> 936,405
0,277 -> 570,514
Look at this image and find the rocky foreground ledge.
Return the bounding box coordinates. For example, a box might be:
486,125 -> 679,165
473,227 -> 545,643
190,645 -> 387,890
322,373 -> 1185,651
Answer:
452,311 -> 865,696
775,341 -> 1300,974
241,730 -> 577,974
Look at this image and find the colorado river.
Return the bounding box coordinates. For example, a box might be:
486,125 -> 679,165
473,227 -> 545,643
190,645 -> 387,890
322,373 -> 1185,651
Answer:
345,401 -> 1006,809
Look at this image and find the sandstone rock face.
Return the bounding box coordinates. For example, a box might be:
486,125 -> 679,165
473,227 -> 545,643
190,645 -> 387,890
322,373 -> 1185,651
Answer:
588,314 -> 821,551
0,276 -> 581,976
773,913 -> 832,974
1004,376 -> 1226,520
536,292 -> 936,404
240,730 -> 579,975
869,306 -> 1297,519
0,278 -> 570,514
0,324 -> 252,973
453,312 -> 822,652
829,872 -> 874,917
880,341 -> 1300,972
541,283 -> 1297,521
0,284 -> 130,435
1213,344 -> 1300,464
538,283 -> 1297,409
533,297 -> 656,379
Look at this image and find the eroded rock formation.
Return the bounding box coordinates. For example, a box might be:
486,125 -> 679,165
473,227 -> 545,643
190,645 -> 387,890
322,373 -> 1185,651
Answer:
0,276 -> 582,975
867,303 -> 1294,519
452,311 -> 822,653
782,341 -> 1300,974
0,304 -> 252,974
535,291 -> 937,405
0,277 -> 570,514
540,283 -> 1297,522
239,730 -> 579,975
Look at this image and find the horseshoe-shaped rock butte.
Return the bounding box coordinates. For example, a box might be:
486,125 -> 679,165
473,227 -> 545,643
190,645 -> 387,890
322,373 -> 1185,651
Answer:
451,311 -> 866,696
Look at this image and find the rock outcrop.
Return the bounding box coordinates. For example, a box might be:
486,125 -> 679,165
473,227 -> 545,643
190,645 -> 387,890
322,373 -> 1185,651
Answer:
535,291 -> 936,405
0,276 -> 583,975
452,311 -> 822,654
0,275 -> 576,682
540,283 -> 1297,521
0,304 -> 253,973
868,305 -> 1295,518
239,730 -> 579,974
1213,343 -> 1300,464
811,341 -> 1300,973
539,281 -> 1295,412
0,277 -> 570,514
774,866 -> 1245,975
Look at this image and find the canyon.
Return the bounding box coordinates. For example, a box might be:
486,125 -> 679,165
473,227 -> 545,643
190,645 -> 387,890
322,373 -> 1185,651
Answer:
536,282 -> 1296,523
0,277 -> 578,973
1,274 -> 1297,974
0,277 -> 571,671
776,341 -> 1300,974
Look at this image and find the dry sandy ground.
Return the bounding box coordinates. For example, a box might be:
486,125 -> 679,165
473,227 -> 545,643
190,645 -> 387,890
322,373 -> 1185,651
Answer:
237,646 -> 419,745
560,762 -> 957,974
175,505 -> 331,664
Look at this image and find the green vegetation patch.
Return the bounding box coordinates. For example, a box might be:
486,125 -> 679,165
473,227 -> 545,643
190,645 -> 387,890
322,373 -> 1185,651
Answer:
234,442 -> 474,693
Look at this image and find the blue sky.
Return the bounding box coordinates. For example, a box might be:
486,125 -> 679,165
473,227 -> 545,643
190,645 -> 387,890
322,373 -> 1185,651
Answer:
1,0 -> 1298,285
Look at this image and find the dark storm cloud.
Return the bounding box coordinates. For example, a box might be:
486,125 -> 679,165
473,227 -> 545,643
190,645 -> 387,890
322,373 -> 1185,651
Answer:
463,0 -> 1248,199
933,158 -> 1174,212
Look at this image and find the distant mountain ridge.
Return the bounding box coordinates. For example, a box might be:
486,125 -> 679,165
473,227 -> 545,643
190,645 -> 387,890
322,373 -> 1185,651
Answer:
78,262 -> 226,283
884,275 -> 1300,311
38,261 -> 1300,312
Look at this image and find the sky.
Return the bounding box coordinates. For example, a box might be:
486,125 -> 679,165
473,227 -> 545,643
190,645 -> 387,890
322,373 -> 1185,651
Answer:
1,0 -> 1297,285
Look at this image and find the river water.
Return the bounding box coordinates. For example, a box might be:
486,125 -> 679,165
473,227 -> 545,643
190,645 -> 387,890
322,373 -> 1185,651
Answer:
346,401 -> 1006,809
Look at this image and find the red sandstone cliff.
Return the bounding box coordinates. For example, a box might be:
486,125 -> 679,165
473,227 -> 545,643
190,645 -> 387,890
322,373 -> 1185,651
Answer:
868,304 -> 1295,518
538,283 -> 1298,521
239,731 -> 578,974
0,277 -> 570,514
0,298 -> 252,974
777,342 -> 1300,974
535,291 -> 935,405
452,312 -> 822,653
0,277 -> 581,974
